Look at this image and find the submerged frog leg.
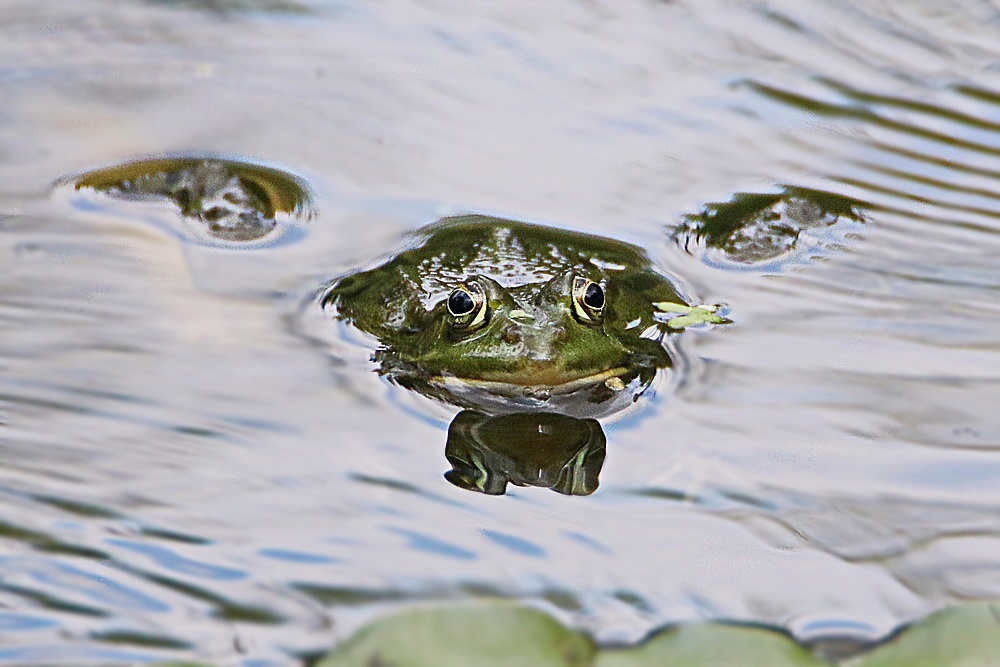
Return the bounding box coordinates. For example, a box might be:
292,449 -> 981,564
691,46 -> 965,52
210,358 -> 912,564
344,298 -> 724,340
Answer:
653,301 -> 732,329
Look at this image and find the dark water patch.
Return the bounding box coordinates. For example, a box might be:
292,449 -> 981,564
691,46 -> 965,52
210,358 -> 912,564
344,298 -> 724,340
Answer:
626,487 -> 694,504
291,584 -> 412,607
847,158 -> 1000,208
46,561 -> 172,613
136,526 -> 211,546
480,529 -> 546,558
735,492 -> 1000,566
0,644 -> 173,665
147,0 -> 315,15
831,162 -> 1000,225
624,486 -> 777,512
564,532 -> 613,556
89,629 -> 193,650
0,581 -> 108,618
387,527 -> 477,561
719,490 -> 779,512
107,539 -> 247,581
349,473 -> 472,511
135,572 -> 285,624
170,425 -> 225,439
294,581 -> 588,620
48,382 -> 154,407
0,520 -> 109,561
0,386 -> 235,446
536,588 -> 584,613
1,558 -> 170,615
954,83 -> 1000,108
746,78 -> 1000,232
867,139 -> 1000,185
0,391 -> 92,417
819,76 -> 1000,136
348,473 -> 424,495
224,415 -> 295,433
613,590 -> 654,615
258,548 -> 339,564
747,81 -> 1000,153
0,612 -> 57,632
816,77 -> 1000,137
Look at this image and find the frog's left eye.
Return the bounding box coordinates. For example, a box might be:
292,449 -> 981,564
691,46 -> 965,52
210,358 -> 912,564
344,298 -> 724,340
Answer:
572,276 -> 605,324
447,281 -> 489,330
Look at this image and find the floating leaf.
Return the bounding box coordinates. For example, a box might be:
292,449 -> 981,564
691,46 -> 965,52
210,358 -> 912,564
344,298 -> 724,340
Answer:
596,623 -> 826,667
857,603 -> 1000,667
317,602 -> 595,667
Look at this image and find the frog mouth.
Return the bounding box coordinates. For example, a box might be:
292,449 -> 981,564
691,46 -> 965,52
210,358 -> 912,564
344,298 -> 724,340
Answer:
432,366 -> 630,396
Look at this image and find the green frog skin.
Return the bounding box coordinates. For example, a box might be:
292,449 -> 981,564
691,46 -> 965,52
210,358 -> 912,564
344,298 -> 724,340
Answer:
323,214 -> 725,417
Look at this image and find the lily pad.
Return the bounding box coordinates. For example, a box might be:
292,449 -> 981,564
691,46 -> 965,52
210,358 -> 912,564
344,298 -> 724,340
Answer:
596,623 -> 826,667
857,603 -> 1000,667
317,602 -> 595,667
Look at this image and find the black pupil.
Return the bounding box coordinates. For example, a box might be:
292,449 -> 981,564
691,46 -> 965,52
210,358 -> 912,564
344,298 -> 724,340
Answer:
583,283 -> 604,309
449,290 -> 475,315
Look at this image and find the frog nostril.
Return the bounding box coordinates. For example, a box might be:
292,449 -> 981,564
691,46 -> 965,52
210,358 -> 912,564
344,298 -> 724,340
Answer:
501,324 -> 521,344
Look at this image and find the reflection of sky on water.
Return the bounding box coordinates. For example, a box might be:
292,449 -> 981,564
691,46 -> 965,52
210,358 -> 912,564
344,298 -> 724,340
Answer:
0,0 -> 999,663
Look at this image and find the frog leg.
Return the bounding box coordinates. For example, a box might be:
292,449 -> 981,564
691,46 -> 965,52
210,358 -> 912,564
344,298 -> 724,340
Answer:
653,301 -> 731,330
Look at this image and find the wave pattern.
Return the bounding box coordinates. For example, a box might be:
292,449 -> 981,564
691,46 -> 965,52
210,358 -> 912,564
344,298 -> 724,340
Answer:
1,0 -> 1000,663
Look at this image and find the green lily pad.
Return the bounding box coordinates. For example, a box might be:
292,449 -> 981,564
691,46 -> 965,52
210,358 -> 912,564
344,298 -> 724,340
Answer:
596,623 -> 826,667
857,603 -> 1000,667
317,602 -> 596,667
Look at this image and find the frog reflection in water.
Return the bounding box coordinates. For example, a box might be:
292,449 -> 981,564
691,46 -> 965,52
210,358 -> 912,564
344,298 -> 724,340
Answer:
323,215 -> 727,495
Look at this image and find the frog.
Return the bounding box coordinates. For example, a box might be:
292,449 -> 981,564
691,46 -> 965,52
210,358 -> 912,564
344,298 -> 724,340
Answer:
322,214 -> 727,418
67,157 -> 313,243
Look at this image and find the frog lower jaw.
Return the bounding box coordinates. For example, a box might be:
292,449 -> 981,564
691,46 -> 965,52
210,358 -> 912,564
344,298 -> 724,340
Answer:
432,366 -> 630,397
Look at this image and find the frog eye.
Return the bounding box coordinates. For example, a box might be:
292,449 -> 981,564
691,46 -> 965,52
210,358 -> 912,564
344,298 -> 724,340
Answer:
571,276 -> 605,324
447,282 -> 489,330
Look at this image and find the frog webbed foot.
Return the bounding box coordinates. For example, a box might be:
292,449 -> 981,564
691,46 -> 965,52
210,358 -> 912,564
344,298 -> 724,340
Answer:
653,301 -> 732,330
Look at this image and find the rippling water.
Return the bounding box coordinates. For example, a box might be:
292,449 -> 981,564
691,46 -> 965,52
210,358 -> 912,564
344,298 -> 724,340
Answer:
2,0 -> 1000,664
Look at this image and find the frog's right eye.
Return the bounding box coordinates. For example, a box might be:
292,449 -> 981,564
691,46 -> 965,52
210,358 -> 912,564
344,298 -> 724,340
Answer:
571,276 -> 605,324
447,282 -> 489,330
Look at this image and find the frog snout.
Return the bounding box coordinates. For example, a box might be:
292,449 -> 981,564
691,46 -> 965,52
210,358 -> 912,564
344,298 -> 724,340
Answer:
503,322 -> 566,356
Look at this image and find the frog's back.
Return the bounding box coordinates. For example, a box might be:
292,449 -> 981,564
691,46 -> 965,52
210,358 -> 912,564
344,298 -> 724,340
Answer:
326,214 -> 684,341
402,215 -> 654,299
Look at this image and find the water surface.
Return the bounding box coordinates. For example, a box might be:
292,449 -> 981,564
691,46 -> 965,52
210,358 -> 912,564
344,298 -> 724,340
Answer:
1,0 -> 999,664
